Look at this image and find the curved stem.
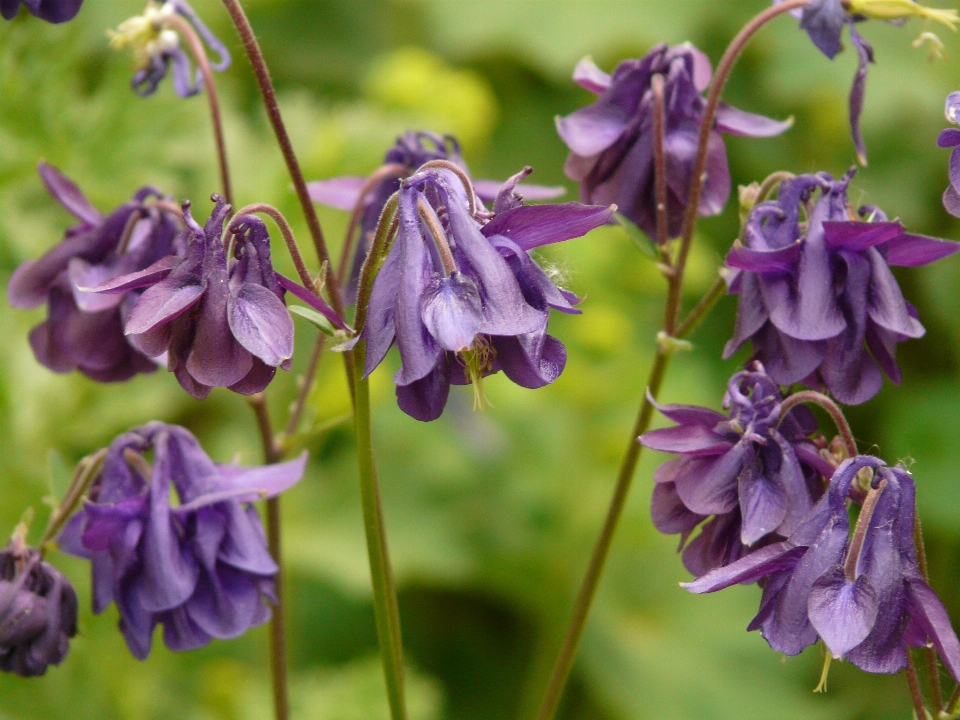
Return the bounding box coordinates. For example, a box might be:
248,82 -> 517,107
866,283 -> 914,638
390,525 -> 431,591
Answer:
651,73 -> 669,249
417,160 -> 478,216
417,198 -> 456,275
217,0 -> 344,321
778,391 -> 857,458
755,171 -> 796,205
337,163 -> 408,286
38,449 -> 107,550
906,651 -> 930,720
162,13 -> 232,206
353,348 -> 408,720
230,203 -> 317,293
665,0 -> 810,333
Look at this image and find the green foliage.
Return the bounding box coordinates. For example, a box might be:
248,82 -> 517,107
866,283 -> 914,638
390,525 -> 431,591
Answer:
2,1 -> 960,719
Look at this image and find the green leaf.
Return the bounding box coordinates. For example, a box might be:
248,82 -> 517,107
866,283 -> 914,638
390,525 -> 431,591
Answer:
290,305 -> 336,336
614,212 -> 658,259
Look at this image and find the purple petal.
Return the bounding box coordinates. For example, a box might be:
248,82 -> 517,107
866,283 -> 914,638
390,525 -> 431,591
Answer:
395,362 -> 451,422
682,541 -> 803,592
715,103 -> 793,138
492,330 -> 566,389
361,244 -> 400,377
726,242 -> 801,274
207,452 -> 307,504
822,221 -> 904,252
639,425 -> 733,456
68,259 -> 123,312
307,176 -> 366,211
186,564 -> 266,639
865,248 -> 924,339
556,105 -> 628,158
946,91 -> 960,124
420,272 -> 483,352
944,185 -> 960,218
738,458 -> 787,546
885,233 -> 960,267
473,180 -> 566,205
37,162 -> 101,226
723,273 -> 769,359
649,395 -> 727,429
275,273 -> 347,331
480,203 -> 614,251
572,56 -> 612,94
673,443 -> 746,516
93,256 -> 178,294
125,272 -> 205,335
651,482 -> 706,536
906,579 -> 960,684
937,128 -> 960,147
848,24 -> 873,166
808,567 -> 879,658
228,282 -> 295,366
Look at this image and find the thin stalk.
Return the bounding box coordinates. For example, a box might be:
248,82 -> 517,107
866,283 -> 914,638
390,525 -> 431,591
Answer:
353,346 -> 408,720
907,651 -> 930,720
418,198 -> 456,275
162,13 -> 232,206
778,391 -> 857,458
38,449 -> 107,550
230,203 -> 317,294
418,160 -> 478,216
665,0 -> 810,332
844,479 -> 886,582
284,334 -> 327,439
946,684 -> 960,715
337,163 -> 408,285
217,0 -> 344,321
675,276 -> 726,340
651,73 -> 669,249
247,393 -> 288,720
755,171 -> 795,205
915,512 -> 945,714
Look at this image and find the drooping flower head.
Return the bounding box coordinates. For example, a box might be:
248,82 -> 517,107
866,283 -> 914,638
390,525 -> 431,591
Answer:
0,0 -> 82,23
556,44 -> 791,242
938,91 -> 960,216
779,0 -> 957,164
8,162 -> 182,382
59,422 -> 306,659
685,456 -> 960,683
355,165 -> 612,421
93,195 -> 296,399
0,535 -> 78,677
724,169 -> 958,405
308,131 -> 564,303
639,363 -> 833,576
109,0 -> 231,98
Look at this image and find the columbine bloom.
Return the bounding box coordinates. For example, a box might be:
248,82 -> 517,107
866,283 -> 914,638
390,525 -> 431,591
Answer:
639,364 -> 833,576
0,0 -> 82,22
780,0 -> 957,164
556,44 -> 791,242
356,165 -> 612,421
684,456 -> 960,682
0,537 -> 78,677
59,422 -> 306,659
94,196 -> 296,399
110,0 -> 230,98
938,91 -> 960,216
724,170 -> 958,405
8,162 -> 182,382
307,131 -> 564,303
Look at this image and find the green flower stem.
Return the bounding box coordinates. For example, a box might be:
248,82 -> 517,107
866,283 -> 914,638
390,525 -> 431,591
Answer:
946,684 -> 960,715
915,512 -> 945,714
907,651 -> 930,719
674,276 -> 725,340
352,346 -> 408,720
38,449 -> 107,551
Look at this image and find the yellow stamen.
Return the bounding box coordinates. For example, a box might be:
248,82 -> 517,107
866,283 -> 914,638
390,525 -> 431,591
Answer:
108,1 -> 179,69
847,0 -> 959,31
460,341 -> 496,411
814,650 -> 832,693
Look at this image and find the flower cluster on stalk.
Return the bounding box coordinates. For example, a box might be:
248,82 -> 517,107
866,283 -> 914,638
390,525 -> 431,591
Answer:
58,422 -> 305,659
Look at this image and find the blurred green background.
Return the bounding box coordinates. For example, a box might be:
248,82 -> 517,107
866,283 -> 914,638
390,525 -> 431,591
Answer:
3,1 -> 960,718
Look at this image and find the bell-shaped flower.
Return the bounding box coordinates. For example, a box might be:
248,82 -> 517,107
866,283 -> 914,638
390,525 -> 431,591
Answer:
356,165 -> 612,421
684,456 -> 960,682
0,0 -> 82,23
94,196 -> 296,399
556,44 -> 791,242
780,0 -> 956,164
58,422 -> 306,659
0,537 -> 78,677
8,162 -> 182,382
639,363 -> 832,576
724,170 -> 958,405
109,0 -> 230,98
938,92 -> 960,216
307,131 -> 564,303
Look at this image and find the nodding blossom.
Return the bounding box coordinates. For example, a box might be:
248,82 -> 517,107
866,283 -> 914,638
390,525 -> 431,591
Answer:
556,44 -> 791,242
109,0 -> 231,98
59,422 -> 306,659
355,165 -> 613,421
0,537 -> 78,677
639,364 -> 833,577
307,130 -> 564,303
8,162 -> 182,383
724,170 -> 958,405
0,0 -> 83,23
938,91 -> 960,217
685,456 -> 960,683
94,196 -> 296,400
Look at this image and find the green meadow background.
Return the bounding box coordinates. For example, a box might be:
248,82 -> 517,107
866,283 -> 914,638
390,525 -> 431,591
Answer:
3,1 -> 960,718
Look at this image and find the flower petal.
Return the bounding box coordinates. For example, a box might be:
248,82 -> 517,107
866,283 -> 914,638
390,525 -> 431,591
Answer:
572,56 -> 612,94
306,176 -> 366,211
885,233 -> 960,267
715,103 -> 793,138
480,203 -> 614,251
37,162 -> 102,225
808,567 -> 879,658
228,282 -> 294,366
682,540 -> 803,592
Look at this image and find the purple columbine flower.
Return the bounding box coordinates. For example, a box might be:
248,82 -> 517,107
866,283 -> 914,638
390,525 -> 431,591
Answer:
109,0 -> 231,98
58,422 -> 306,659
779,0 -> 957,165
0,537 -> 78,677
724,170 -> 958,405
354,165 -> 612,421
8,162 -> 182,383
938,92 -> 960,217
94,195 -> 296,400
0,0 -> 82,22
684,456 -> 960,682
639,364 -> 833,577
308,131 -> 564,303
555,44 -> 791,242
